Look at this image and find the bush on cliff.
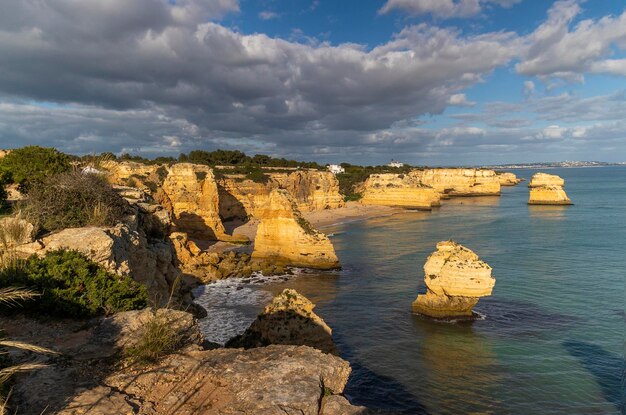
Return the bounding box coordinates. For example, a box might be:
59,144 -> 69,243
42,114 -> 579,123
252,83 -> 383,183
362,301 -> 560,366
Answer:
23,171 -> 130,234
0,169 -> 10,212
0,250 -> 148,318
0,146 -> 71,192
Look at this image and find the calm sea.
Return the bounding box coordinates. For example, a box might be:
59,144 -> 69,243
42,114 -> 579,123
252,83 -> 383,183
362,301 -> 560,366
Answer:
195,167 -> 626,415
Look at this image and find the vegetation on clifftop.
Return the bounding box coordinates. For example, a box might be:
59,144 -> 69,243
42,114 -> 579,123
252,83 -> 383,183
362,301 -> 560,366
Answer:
23,172 -> 130,235
0,146 -> 71,193
0,250 -> 147,318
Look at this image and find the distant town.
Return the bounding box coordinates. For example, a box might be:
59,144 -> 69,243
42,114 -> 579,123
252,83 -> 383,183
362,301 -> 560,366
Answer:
481,161 -> 626,169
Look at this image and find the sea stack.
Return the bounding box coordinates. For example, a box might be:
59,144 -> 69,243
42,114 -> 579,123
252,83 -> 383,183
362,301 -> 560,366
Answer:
359,173 -> 441,210
496,172 -> 524,186
528,172 -> 572,205
412,241 -> 496,319
227,289 -> 338,354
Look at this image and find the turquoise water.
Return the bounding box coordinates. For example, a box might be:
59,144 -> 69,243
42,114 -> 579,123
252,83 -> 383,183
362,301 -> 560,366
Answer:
198,167 -> 626,414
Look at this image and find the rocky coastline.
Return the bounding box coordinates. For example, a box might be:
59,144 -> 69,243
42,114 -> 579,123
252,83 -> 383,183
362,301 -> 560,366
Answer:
0,152 -> 532,414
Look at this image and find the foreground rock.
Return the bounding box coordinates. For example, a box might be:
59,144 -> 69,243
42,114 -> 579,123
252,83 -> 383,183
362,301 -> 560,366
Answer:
410,168 -> 501,197
5,308 -> 203,414
359,173 -> 440,210
227,289 -> 337,354
58,345 -> 351,415
496,172 -> 524,186
252,189 -> 340,269
528,172 -> 572,205
412,241 -> 496,319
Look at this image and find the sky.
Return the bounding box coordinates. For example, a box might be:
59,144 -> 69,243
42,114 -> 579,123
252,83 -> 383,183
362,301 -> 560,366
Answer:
0,0 -> 625,166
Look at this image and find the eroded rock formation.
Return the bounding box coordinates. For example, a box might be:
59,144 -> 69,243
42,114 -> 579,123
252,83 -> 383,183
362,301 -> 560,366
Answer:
412,241 -> 496,319
409,168 -> 501,196
227,289 -> 337,354
218,169 -> 344,221
157,163 -> 247,242
496,172 -> 524,186
252,189 -> 339,269
359,173 -> 441,210
528,173 -> 572,205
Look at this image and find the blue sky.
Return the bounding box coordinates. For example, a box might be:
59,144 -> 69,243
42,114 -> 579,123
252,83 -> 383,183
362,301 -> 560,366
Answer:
0,0 -> 624,165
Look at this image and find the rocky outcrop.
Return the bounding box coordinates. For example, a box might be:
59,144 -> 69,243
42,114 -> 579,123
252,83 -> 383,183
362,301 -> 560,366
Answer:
227,289 -> 337,354
528,173 -> 572,205
409,168 -> 501,196
496,172 -> 524,186
252,189 -> 340,269
17,223 -> 182,306
104,160 -> 163,191
218,170 -> 344,221
412,241 -> 496,319
58,345 -> 352,415
358,173 -> 440,210
158,163 -> 247,242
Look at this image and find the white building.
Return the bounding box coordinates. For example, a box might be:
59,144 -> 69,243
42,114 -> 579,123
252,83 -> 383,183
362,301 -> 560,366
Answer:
388,160 -> 405,168
327,164 -> 345,174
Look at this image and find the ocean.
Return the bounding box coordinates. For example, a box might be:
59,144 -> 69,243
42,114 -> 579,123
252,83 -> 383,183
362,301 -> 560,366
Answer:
194,167 -> 626,415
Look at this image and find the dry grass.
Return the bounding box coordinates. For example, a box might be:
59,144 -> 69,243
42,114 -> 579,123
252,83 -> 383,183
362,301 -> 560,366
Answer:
0,287 -> 37,307
124,311 -> 182,364
0,215 -> 30,251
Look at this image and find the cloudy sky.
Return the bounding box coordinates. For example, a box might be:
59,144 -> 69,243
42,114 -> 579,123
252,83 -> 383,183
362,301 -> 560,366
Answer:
0,0 -> 625,165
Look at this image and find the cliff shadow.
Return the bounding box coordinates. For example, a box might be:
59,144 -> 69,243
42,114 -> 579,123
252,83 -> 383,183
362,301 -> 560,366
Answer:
217,184 -> 249,223
176,212 -> 219,241
335,332 -> 431,415
563,340 -> 624,412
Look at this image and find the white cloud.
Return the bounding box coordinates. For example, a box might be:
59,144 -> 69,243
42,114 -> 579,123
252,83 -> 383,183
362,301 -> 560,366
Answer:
258,11 -> 279,20
523,80 -> 535,97
378,0 -> 521,18
516,0 -> 626,80
542,124 -> 567,139
448,93 -> 476,106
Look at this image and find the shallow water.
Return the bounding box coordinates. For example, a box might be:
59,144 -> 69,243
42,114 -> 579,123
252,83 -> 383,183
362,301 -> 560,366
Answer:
196,167 -> 626,414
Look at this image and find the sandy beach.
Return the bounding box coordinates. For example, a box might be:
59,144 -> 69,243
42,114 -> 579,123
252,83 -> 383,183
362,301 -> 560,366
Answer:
302,201 -> 402,229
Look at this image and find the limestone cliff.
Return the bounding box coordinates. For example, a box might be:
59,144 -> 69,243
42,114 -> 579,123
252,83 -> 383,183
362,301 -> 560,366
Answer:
218,169 -> 344,221
157,163 -> 246,242
103,160 -> 162,190
497,172 -> 524,186
252,189 -> 339,269
528,173 -> 572,205
409,168 -> 501,196
412,241 -> 496,319
227,289 -> 337,354
358,173 -> 441,210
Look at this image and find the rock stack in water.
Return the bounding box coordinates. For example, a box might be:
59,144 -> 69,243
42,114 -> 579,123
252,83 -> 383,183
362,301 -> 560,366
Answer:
227,289 -> 338,354
528,172 -> 572,205
496,172 -> 524,186
412,241 -> 496,319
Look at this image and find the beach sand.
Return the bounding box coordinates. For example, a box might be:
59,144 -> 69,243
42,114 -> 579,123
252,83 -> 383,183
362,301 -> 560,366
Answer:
302,201 -> 401,229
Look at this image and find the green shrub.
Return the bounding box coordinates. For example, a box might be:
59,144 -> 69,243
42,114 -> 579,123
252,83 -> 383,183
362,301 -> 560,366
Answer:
23,172 -> 130,234
0,169 -> 10,212
0,146 -> 71,192
0,250 -> 147,318
245,168 -> 269,184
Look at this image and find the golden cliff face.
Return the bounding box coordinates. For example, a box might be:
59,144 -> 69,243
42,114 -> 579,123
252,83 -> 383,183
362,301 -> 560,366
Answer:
412,241 -> 495,319
157,163 -> 245,241
409,168 -> 501,196
218,170 -> 344,221
252,189 -> 339,269
497,172 -> 524,186
104,161 -> 161,188
528,173 -> 572,205
271,170 -> 344,212
359,173 -> 441,210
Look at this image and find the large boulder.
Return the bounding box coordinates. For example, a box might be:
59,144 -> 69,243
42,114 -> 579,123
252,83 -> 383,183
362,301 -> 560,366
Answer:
412,241 -> 496,319
252,189 -> 339,269
528,173 -> 572,205
227,289 -> 338,354
496,172 -> 524,186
